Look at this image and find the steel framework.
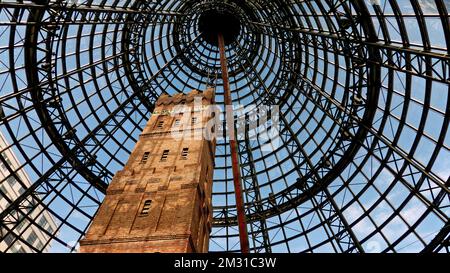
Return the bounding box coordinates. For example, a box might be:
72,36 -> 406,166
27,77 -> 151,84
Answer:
0,0 -> 449,253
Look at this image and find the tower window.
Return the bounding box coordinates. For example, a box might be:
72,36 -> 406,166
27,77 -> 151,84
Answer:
141,152 -> 150,163
156,120 -> 164,129
161,150 -> 169,161
140,200 -> 152,215
181,148 -> 189,160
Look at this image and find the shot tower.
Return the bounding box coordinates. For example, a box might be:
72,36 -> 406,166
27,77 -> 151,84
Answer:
80,89 -> 216,253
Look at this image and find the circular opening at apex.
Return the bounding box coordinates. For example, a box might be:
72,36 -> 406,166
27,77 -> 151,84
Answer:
198,9 -> 241,46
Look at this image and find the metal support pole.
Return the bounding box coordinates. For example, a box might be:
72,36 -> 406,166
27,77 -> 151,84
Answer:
217,33 -> 249,253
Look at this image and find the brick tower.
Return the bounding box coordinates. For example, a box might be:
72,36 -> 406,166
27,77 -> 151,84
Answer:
79,89 -> 216,253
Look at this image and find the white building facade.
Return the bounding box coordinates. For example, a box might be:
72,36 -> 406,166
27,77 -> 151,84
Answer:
0,132 -> 57,253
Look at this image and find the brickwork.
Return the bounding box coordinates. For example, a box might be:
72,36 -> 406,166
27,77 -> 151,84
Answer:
79,89 -> 216,253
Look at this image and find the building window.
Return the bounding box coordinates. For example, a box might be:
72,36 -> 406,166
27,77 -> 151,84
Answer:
38,217 -> 48,227
161,150 -> 169,161
141,152 -> 150,163
0,156 -> 12,171
0,184 -> 6,194
181,148 -> 189,160
35,241 -> 44,251
156,120 -> 164,129
191,117 -> 197,125
0,155 -> 11,171
47,223 -> 55,234
13,247 -> 26,253
140,200 -> 152,216
4,233 -> 14,247
16,219 -> 28,231
26,231 -> 38,245
174,119 -> 181,127
6,176 -> 17,187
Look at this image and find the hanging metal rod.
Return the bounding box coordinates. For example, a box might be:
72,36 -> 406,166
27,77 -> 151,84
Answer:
217,32 -> 250,253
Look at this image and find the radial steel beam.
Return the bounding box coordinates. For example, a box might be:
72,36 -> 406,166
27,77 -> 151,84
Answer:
239,126 -> 272,253
218,33 -> 250,253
